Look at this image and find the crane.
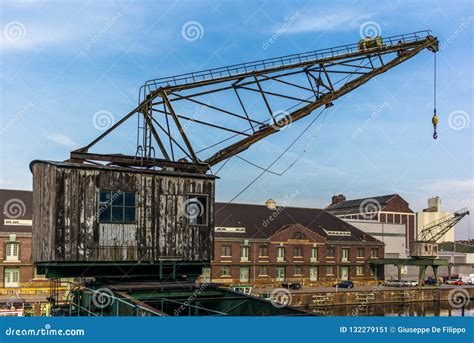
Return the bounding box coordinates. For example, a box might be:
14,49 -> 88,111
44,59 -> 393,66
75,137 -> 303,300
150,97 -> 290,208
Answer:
69,31 -> 439,173
411,208 -> 470,258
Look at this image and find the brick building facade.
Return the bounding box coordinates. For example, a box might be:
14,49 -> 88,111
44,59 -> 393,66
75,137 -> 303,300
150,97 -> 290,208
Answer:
0,189 -> 50,315
212,202 -> 385,286
327,194 -> 416,246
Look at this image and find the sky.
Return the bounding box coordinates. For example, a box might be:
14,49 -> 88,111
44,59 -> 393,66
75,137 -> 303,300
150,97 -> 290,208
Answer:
0,0 -> 473,239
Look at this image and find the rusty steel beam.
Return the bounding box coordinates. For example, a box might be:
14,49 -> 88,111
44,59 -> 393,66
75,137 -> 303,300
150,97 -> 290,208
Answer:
70,151 -> 209,173
204,39 -> 437,166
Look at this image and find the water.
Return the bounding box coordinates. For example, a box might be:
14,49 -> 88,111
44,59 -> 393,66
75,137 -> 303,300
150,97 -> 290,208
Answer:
307,301 -> 474,316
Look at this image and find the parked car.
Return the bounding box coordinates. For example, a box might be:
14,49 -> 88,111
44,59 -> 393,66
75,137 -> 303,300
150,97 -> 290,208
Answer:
334,281 -> 354,289
281,282 -> 301,290
423,278 -> 438,286
383,280 -> 403,287
445,278 -> 463,285
407,280 -> 419,287
461,276 -> 474,285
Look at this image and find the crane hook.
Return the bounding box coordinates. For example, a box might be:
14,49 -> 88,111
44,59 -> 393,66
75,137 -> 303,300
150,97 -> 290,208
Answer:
432,112 -> 438,140
432,53 -> 438,140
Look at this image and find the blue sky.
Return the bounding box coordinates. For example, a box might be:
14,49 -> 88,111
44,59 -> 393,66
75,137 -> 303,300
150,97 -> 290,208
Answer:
1,0 -> 473,238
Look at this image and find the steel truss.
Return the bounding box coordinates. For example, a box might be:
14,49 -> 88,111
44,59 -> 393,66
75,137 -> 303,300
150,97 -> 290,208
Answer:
71,31 -> 438,173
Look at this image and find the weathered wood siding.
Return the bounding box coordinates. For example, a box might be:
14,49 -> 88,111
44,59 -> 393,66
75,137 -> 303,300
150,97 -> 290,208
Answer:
31,161 -> 215,264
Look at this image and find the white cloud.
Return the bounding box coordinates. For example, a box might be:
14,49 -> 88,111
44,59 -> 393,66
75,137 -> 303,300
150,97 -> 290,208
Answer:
46,133 -> 77,149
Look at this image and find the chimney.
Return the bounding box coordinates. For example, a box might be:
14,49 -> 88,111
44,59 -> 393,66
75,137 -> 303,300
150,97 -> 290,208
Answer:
428,196 -> 441,211
331,194 -> 346,205
265,199 -> 277,210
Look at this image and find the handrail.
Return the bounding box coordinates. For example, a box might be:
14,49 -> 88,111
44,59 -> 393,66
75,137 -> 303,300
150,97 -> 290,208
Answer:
138,30 -> 432,102
69,283 -> 163,316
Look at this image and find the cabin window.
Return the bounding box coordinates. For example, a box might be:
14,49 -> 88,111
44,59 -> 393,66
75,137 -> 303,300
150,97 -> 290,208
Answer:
185,195 -> 208,226
98,190 -> 136,223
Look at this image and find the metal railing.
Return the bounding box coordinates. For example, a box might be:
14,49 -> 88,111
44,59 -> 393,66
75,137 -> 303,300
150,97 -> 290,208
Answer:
138,30 -> 432,102
68,285 -> 163,317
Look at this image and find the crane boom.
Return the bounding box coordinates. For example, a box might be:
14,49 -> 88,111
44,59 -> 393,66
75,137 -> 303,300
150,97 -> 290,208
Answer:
417,208 -> 470,242
70,31 -> 438,173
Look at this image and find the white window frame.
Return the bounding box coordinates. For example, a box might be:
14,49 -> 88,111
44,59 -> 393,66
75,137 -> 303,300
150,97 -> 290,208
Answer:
239,266 -> 249,282
310,266 -> 318,281
276,267 -> 285,281
277,247 -> 285,262
240,246 -> 249,262
311,247 -> 318,262
341,248 -> 349,262
356,265 -> 364,276
4,268 -> 20,287
5,242 -> 19,261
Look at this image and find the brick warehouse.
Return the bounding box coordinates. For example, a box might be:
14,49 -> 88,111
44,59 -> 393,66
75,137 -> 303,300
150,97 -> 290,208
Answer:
327,194 -> 416,246
212,200 -> 385,286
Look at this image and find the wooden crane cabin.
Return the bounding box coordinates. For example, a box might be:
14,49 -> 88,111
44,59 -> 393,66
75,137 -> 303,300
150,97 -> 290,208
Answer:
30,160 -> 216,279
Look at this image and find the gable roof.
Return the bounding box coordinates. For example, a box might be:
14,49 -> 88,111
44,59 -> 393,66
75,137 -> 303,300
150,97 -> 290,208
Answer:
326,194 -> 398,215
214,202 -> 383,244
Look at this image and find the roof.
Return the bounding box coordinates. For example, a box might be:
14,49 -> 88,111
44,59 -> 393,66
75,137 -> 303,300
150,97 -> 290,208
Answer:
439,242 -> 474,254
29,160 -> 217,180
214,202 -> 383,244
326,194 -> 398,215
0,189 -> 33,233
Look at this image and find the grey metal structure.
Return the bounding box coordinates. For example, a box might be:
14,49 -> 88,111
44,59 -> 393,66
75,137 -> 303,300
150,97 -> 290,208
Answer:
411,208 -> 470,258
69,31 -> 439,173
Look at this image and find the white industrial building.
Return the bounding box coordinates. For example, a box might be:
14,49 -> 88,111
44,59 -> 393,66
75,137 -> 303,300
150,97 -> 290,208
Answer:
416,196 -> 455,243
